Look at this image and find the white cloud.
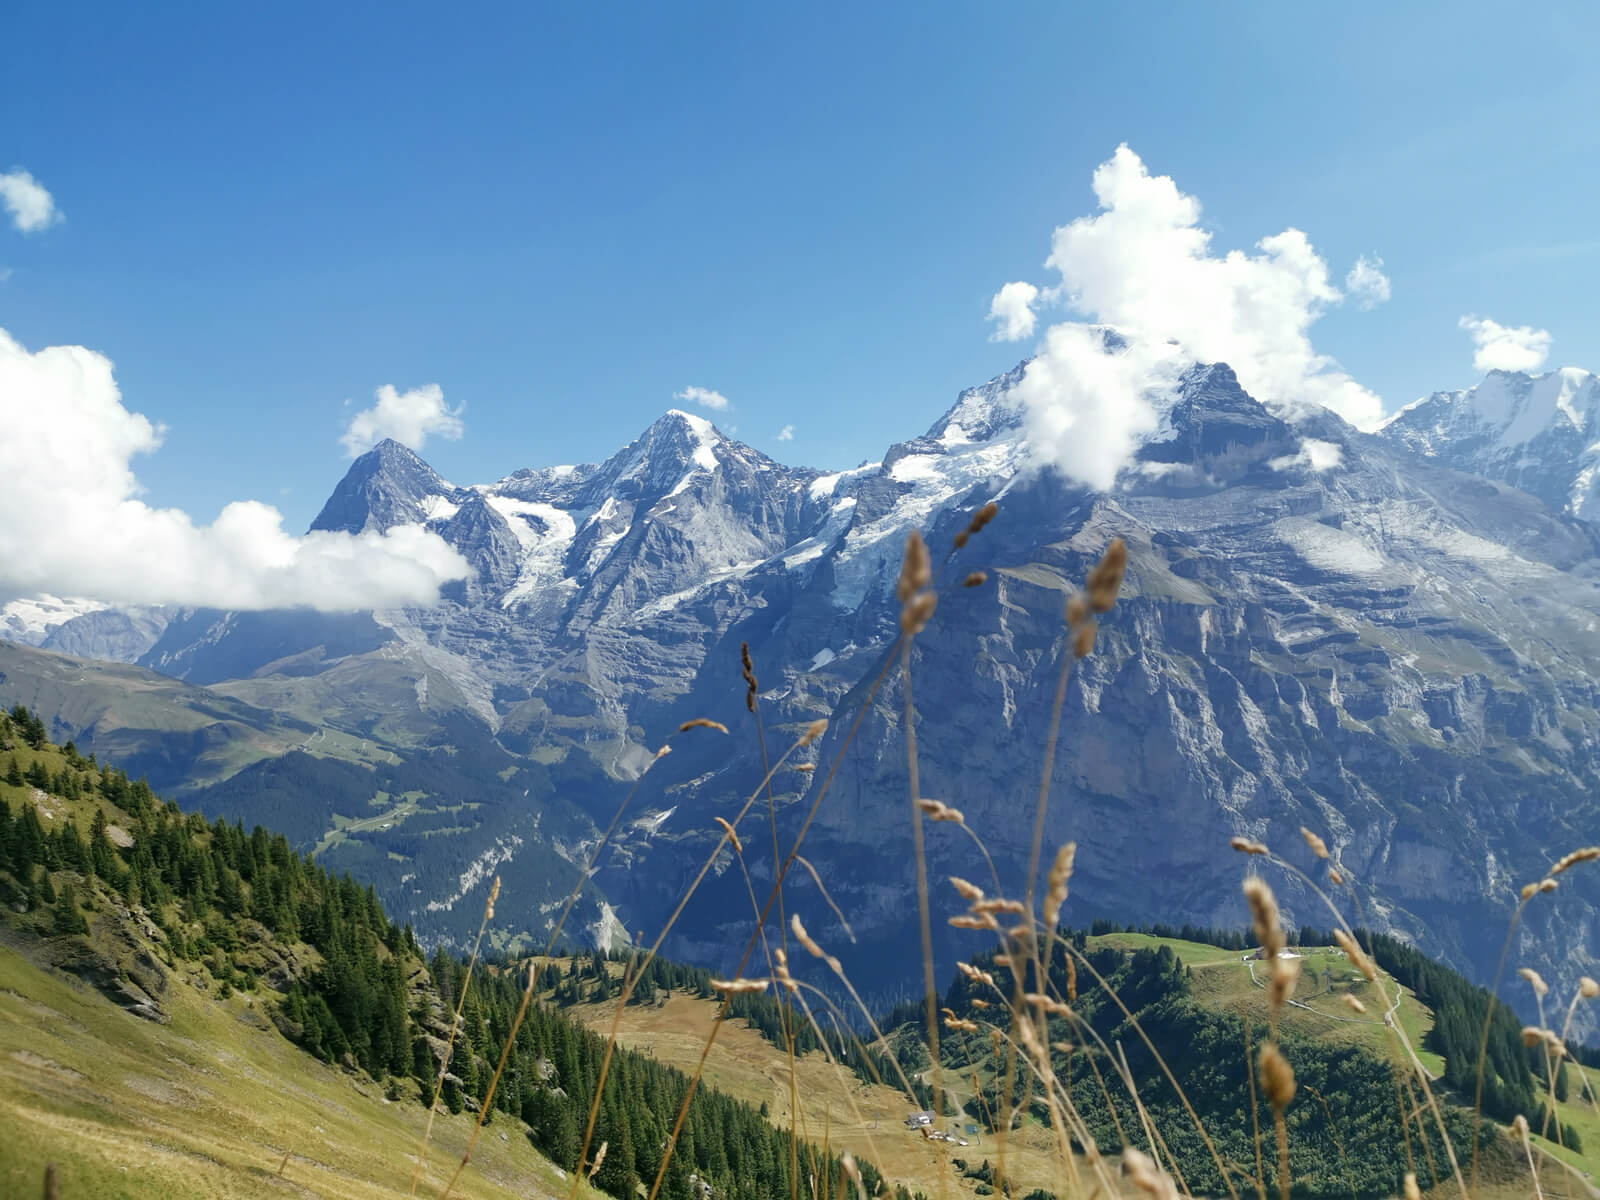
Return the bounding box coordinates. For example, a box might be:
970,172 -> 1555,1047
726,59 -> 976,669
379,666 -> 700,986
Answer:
996,145 -> 1388,489
987,281 -> 1041,341
1458,314 -> 1551,373
673,385 -> 730,411
1269,438 -> 1344,473
1344,256 -> 1391,310
341,383 -> 464,457
0,327 -> 469,612
776,424 -> 795,441
1009,325 -> 1173,491
0,169 -> 61,233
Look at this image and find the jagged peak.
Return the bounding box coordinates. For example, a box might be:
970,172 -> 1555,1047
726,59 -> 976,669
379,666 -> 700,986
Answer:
1383,365 -> 1600,442
309,440 -> 455,535
658,407 -> 721,435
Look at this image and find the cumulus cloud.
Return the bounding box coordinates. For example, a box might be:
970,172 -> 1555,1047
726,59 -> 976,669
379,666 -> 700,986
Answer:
997,145 -> 1387,489
0,328 -> 469,611
1459,314 -> 1551,373
987,281 -> 1041,341
776,424 -> 795,441
1344,256 -> 1391,310
673,385 -> 730,411
0,169 -> 61,233
341,383 -> 464,457
1269,438 -> 1344,473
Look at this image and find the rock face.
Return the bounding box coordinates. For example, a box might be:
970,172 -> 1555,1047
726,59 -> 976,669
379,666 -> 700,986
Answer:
7,362 -> 1600,1035
1380,367 -> 1600,519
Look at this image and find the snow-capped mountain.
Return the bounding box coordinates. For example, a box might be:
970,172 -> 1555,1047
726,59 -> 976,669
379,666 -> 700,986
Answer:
6,361 -> 1600,1033
1380,367 -> 1600,519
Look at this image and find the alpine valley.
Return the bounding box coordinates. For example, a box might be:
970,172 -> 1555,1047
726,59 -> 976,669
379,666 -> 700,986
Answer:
4,358 -> 1600,1036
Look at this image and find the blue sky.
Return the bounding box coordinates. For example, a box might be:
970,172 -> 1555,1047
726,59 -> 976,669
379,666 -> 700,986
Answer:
4,2 -> 1599,534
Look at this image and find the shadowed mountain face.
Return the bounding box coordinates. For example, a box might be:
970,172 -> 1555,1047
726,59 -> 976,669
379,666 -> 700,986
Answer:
5,363 -> 1600,1031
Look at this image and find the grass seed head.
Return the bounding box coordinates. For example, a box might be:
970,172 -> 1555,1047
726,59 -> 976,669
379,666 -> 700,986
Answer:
1299,826 -> 1330,859
1403,1173 -> 1421,1200
799,719 -> 827,746
709,977 -> 769,995
1043,841 -> 1077,928
1071,618 -> 1098,659
1085,537 -> 1128,612
841,1153 -> 867,1200
1230,836 -> 1268,855
949,913 -> 1000,931
680,717 -> 729,734
899,590 -> 938,634
948,876 -> 985,902
1258,1042 -> 1297,1109
587,1141 -> 608,1181
956,961 -> 997,989
954,529 -> 970,549
1581,976 -> 1600,999
897,530 -> 931,604
1120,1147 -> 1178,1198
740,641 -> 758,711
963,571 -> 987,588
1065,592 -> 1088,628
1518,966 -> 1549,997
1333,929 -> 1377,982
1269,957 -> 1301,1011
1551,846 -> 1600,875
714,817 -> 743,854
791,914 -> 825,959
1342,994 -> 1366,1014
1242,876 -> 1285,959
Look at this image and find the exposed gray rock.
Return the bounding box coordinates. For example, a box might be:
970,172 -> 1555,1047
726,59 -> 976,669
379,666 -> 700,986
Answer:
11,360 -> 1600,1037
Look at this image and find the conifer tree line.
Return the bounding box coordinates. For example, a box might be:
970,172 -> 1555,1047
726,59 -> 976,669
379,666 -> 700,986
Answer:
0,707 -> 919,1200
430,951 -> 920,1200
0,704 -> 415,1077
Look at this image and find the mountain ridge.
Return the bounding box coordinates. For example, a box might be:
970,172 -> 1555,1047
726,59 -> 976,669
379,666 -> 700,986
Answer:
3,359 -> 1600,1041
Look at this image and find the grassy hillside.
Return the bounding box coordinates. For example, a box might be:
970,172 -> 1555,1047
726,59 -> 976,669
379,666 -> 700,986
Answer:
535,927 -> 1595,1199
0,706 -> 897,1200
0,944 -> 593,1200
4,698 -> 1593,1199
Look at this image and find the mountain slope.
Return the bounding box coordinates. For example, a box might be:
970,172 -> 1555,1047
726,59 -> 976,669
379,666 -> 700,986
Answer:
6,361 -> 1600,1041
0,711 -> 901,1200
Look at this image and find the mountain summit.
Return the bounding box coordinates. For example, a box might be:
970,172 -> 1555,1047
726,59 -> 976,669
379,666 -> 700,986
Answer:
310,438 -> 463,535
1380,367 -> 1600,519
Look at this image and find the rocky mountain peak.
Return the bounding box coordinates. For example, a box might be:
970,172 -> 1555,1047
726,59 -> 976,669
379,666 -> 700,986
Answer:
1379,366 -> 1600,519
309,438 -> 459,535
574,409 -> 730,506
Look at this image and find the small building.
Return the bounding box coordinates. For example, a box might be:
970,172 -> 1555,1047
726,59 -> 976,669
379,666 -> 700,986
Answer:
904,1110 -> 936,1129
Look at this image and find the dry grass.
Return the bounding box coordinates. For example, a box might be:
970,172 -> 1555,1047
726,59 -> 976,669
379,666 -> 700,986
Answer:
567,984 -> 1071,1197
0,944 -> 597,1200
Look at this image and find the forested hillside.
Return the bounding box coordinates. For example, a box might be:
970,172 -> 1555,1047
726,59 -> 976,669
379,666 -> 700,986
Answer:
0,705 -> 903,1200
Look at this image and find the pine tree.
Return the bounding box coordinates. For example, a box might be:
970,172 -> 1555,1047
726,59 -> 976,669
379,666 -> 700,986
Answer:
53,881 -> 89,935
